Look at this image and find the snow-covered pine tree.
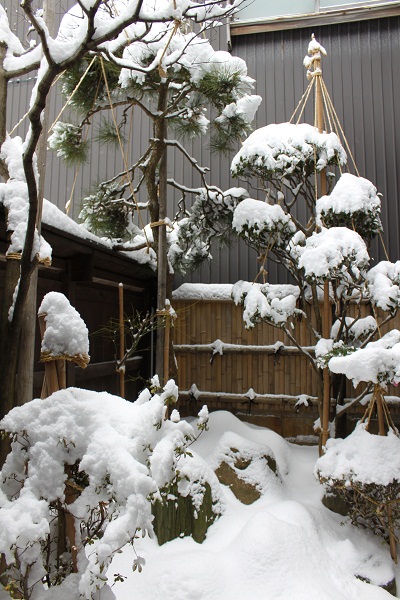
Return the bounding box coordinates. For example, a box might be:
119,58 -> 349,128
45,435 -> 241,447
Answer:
49,17 -> 261,378
50,24 -> 260,275
229,38 -> 400,438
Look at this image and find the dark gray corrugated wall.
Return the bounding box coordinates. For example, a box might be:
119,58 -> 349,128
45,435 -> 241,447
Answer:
3,4 -> 400,285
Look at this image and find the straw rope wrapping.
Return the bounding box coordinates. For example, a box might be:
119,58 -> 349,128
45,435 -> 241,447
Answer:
40,350 -> 90,369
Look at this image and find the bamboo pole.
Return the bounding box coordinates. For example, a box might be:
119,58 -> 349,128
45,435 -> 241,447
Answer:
38,313 -> 59,397
313,41 -> 331,451
118,283 -> 125,398
163,300 -> 171,385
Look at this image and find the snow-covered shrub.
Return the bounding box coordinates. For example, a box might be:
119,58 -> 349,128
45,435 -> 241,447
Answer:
316,425 -> 400,551
367,261 -> 400,314
232,198 -> 296,249
328,329 -> 400,388
316,173 -> 382,241
231,122 -> 346,182
169,188 -> 249,275
0,382 -> 211,599
295,227 -> 369,288
48,122 -> 88,165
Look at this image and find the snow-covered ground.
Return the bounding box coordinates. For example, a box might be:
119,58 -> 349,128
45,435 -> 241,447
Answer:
109,411 -> 397,600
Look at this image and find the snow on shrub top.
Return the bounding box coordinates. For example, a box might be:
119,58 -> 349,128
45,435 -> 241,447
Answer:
296,227 -> 369,284
330,316 -> 377,344
39,292 -> 90,362
328,329 -> 400,386
315,424 -> 400,486
231,122 -> 346,179
316,173 -> 382,240
367,260 -> 400,313
232,198 -> 295,247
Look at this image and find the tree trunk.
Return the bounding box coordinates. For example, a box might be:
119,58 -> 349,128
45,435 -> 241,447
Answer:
0,42 -> 8,180
16,0 -> 55,405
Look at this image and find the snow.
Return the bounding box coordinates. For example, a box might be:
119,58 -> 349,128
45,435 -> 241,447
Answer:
330,316 -> 377,343
232,280 -> 300,328
173,283 -> 234,301
317,173 -> 381,219
329,329 -> 400,387
108,411 -> 395,600
231,122 -> 347,179
296,226 -> 369,284
232,197 -> 295,245
316,424 -> 400,486
38,292 -> 90,360
367,260 -> 400,312
0,5 -> 25,57
1,389 -> 398,600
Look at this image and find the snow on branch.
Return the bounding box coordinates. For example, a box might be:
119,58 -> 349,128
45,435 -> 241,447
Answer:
367,260 -> 400,313
232,197 -> 296,249
329,329 -> 400,387
296,226 -> 369,286
231,122 -> 347,182
317,173 -> 382,241
232,280 -> 300,329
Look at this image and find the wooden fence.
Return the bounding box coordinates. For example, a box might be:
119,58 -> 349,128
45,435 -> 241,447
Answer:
172,292 -> 400,437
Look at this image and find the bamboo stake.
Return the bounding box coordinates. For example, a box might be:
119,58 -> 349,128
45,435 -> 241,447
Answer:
376,386 -> 386,436
38,314 -> 59,396
312,40 -> 331,451
387,504 -> 398,563
164,300 -> 171,385
118,283 -> 125,398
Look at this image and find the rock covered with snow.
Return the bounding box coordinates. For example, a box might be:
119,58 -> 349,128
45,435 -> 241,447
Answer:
208,431 -> 281,504
39,292 -> 90,365
231,122 -> 346,181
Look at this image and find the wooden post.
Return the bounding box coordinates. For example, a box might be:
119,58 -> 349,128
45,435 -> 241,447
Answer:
118,283 -> 125,398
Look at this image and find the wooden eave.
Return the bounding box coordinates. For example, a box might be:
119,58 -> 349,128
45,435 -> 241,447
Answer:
230,3 -> 400,35
0,206 -> 156,288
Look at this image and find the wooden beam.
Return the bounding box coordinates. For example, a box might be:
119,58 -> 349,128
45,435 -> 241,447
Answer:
230,5 -> 400,36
